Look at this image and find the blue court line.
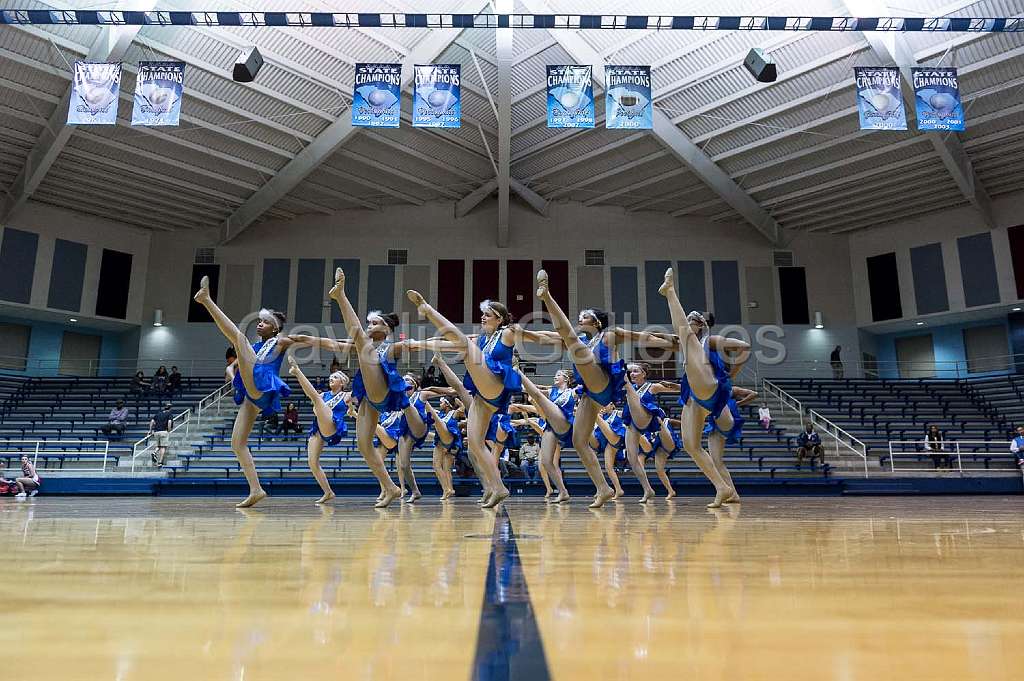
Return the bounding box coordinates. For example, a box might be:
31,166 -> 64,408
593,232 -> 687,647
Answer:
471,507 -> 551,681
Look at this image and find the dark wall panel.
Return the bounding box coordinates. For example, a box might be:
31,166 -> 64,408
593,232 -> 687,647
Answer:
645,260 -> 671,324
294,258 -> 326,323
188,264 -> 221,322
1008,225 -> 1024,300
95,248 -> 132,319
47,238 -> 87,312
958,232 -> 1000,307
610,266 -> 639,325
866,252 -> 903,322
909,243 -> 949,315
540,260 -> 568,311
677,260 -> 707,315
472,259 -> 499,312
711,260 -> 741,324
260,258 -> 291,312
366,264 -> 395,313
330,258 -> 360,324
0,227 -> 38,304
437,259 -> 465,323
506,259 -> 533,320
577,265 -> 605,313
778,266 -> 810,325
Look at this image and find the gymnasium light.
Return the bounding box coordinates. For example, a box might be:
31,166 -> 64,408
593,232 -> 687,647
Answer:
916,321 -> 925,326
68,318 -> 77,323
154,309 -> 164,327
814,311 -> 824,329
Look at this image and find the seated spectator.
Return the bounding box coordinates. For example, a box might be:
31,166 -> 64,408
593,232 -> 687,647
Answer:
329,358 -> 343,375
758,404 -> 772,430
279,403 -> 302,436
1009,426 -> 1024,482
130,370 -> 150,396
14,454 -> 40,498
149,402 -> 175,468
795,423 -> 823,469
152,365 -> 169,396
520,435 -> 540,484
100,399 -> 129,439
498,447 -> 520,478
261,411 -> 280,438
167,366 -> 182,397
925,424 -> 951,470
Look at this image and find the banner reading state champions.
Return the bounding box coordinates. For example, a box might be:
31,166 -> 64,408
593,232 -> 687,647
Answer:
547,65 -> 595,128
67,61 -> 121,125
131,61 -> 185,126
605,65 -> 652,129
412,64 -> 461,128
853,66 -> 907,131
351,63 -> 401,128
911,67 -> 964,132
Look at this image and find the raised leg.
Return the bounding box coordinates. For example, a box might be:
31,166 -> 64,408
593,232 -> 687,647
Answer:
658,267 -> 718,399
194,276 -> 263,400
432,353 -> 473,407
306,435 -> 335,504
408,291 -> 505,401
517,370 -> 571,434
355,400 -> 401,507
604,444 -> 625,498
230,401 -> 267,508
289,358 -> 337,439
571,397 -> 615,508
329,268 -> 388,401
624,380 -> 654,431
625,428 -> 656,502
535,270 -> 609,394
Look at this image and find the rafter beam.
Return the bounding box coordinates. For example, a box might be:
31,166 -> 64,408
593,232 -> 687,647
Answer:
221,0 -> 490,244
0,12 -> 152,222
843,0 -> 995,229
583,167 -> 687,206
456,178 -> 497,217
496,0 -> 513,246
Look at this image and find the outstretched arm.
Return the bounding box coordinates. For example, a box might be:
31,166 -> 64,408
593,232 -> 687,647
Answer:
513,417 -> 544,435
651,381 -> 681,395
431,353 -> 473,406
608,328 -> 680,350
732,386 -> 758,407
288,334 -> 354,353
510,325 -> 564,345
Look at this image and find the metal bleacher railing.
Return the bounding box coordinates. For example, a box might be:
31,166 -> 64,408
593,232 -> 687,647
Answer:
884,440 -> 1022,474
130,382 -> 231,473
1,439 -> 112,473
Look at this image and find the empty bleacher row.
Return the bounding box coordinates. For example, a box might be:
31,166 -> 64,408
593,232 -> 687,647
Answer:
770,376 -> 1022,471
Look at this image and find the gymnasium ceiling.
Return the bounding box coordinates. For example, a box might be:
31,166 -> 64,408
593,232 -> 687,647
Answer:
0,0 -> 1022,242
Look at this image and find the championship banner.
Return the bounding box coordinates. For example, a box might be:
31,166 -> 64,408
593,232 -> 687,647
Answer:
912,67 -> 965,131
546,65 -> 595,129
854,66 -> 907,131
351,63 -> 401,128
131,61 -> 185,126
605,65 -> 652,129
67,61 -> 121,125
412,64 -> 461,128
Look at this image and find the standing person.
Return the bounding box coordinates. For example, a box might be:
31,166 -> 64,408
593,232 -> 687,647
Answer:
657,268 -> 745,507
288,358 -> 350,504
758,403 -> 772,430
830,346 -> 844,379
1011,426 -> 1024,485
622,362 -> 680,503
404,291 -> 521,509
14,455 -> 40,498
193,275 -> 303,508
925,424 -> 951,470
423,396 -> 463,499
796,423 -> 824,469
149,402 -> 175,468
100,399 -> 129,439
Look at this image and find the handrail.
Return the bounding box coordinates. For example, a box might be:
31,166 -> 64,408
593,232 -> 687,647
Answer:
762,379 -> 804,428
196,381 -> 232,428
808,409 -> 869,478
131,381 -> 234,472
886,439 -> 1021,475
131,408 -> 191,473
0,439 -> 111,473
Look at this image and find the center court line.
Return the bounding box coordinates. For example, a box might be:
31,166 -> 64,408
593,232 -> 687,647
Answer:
470,506 -> 551,681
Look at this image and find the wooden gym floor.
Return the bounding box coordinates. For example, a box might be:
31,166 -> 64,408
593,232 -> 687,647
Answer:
2,495 -> 1022,681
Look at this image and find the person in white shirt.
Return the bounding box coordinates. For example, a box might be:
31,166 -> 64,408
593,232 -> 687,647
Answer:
1009,426 -> 1024,484
758,404 -> 771,430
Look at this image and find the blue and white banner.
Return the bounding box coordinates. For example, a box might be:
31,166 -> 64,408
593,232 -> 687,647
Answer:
131,61 -> 184,126
68,61 -> 121,125
911,67 -> 964,132
351,62 -> 401,128
854,66 -> 907,131
546,65 -> 594,129
412,64 -> 461,128
605,65 -> 652,129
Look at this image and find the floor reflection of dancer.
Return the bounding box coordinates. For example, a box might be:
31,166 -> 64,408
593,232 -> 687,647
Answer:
521,270 -> 678,508
287,357 -> 351,504
404,293 -> 520,508
193,276 -> 302,508
658,268 -> 749,507
512,369 -> 576,503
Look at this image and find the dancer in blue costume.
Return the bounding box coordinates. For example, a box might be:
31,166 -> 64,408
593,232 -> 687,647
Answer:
193,275 -> 306,508
512,369 -> 576,503
592,403 -> 627,499
423,395 -> 464,500
623,362 -> 681,503
640,419 -> 685,498
287,357 -> 351,504
404,292 -> 519,509
392,374 -> 450,503
658,268 -> 750,507
520,270 -> 678,508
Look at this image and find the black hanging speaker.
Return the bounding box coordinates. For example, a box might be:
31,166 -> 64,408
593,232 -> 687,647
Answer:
233,46 -> 263,83
743,48 -> 777,83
